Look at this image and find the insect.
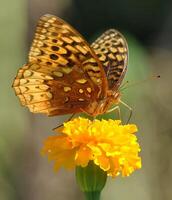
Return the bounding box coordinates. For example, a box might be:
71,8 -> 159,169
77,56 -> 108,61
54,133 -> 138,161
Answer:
12,14 -> 129,118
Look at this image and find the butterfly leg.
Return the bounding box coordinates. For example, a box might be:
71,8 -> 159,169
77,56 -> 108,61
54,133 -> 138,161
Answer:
53,113 -> 76,131
119,100 -> 133,124
106,105 -> 121,121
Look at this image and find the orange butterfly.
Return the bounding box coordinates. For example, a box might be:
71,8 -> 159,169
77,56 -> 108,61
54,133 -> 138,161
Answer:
13,14 -> 128,117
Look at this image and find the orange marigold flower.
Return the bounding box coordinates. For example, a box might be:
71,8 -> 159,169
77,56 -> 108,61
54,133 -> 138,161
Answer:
42,117 -> 141,177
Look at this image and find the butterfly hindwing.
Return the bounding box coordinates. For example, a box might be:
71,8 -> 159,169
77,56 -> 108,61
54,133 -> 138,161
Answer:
91,29 -> 128,91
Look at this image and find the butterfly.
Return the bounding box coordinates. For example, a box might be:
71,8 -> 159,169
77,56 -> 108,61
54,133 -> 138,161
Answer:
12,14 -> 128,117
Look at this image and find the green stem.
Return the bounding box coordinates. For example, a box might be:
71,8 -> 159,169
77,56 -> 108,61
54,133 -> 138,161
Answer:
84,191 -> 101,200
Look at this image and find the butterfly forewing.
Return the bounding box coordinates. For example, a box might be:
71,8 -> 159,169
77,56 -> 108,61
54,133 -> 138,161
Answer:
91,29 -> 128,92
29,14 -> 108,94
13,14 -> 108,116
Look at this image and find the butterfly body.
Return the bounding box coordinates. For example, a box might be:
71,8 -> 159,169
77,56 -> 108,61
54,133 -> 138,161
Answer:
13,14 -> 128,117
84,90 -> 120,116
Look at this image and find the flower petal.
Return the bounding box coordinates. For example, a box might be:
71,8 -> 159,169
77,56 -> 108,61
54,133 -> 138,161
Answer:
75,146 -> 92,167
42,117 -> 141,177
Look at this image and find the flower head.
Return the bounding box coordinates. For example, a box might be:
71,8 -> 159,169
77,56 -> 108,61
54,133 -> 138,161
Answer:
42,117 -> 141,177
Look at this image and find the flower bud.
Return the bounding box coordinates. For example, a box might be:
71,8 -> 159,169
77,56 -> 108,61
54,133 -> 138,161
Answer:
76,161 -> 107,200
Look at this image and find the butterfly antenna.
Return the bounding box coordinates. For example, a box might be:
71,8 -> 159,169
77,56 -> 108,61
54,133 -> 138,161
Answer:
120,75 -> 160,92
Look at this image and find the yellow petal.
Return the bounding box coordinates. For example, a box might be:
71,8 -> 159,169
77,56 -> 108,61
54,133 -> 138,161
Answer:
75,146 -> 92,167
95,154 -> 110,171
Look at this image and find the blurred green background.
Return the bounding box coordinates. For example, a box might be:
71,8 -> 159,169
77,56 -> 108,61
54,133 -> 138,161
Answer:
0,0 -> 172,199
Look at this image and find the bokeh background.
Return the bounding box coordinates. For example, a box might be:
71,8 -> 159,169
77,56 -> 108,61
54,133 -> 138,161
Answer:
0,0 -> 172,200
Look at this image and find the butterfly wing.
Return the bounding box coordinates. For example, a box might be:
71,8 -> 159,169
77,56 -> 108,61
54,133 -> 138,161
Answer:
13,14 -> 108,116
91,29 -> 128,92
